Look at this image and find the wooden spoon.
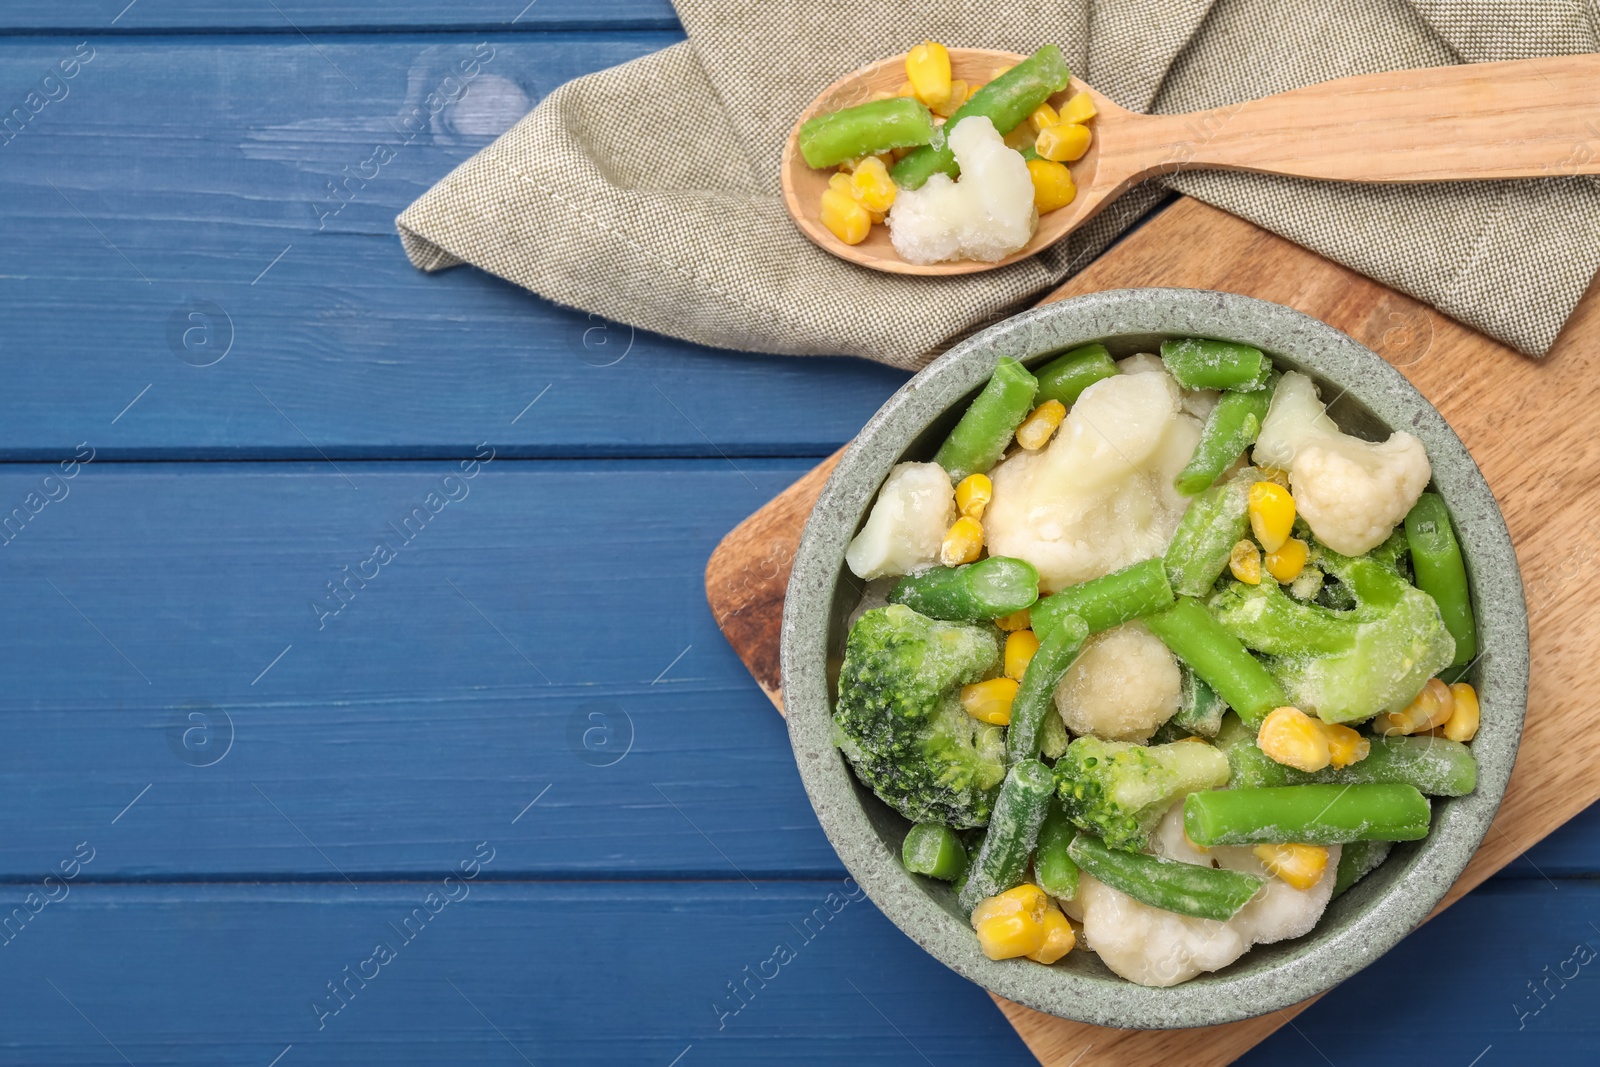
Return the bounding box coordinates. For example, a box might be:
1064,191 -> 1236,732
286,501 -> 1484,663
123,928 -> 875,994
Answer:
781,49 -> 1600,276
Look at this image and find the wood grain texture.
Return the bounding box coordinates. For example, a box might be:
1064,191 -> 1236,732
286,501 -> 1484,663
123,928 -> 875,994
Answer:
707,196 -> 1600,1064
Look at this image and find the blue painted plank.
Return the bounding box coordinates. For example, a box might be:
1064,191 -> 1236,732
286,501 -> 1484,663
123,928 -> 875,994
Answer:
0,458 -> 851,880
0,36 -> 909,459
0,1 -> 680,33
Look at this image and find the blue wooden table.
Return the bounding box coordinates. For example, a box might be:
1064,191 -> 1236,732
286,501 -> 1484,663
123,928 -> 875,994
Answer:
1,5 -> 1595,1064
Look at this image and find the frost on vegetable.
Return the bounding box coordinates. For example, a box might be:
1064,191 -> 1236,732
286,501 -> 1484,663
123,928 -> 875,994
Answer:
845,461 -> 955,580
1052,621 -> 1181,742
887,116 -> 1037,265
1253,372 -> 1431,555
1053,736 -> 1230,851
984,370 -> 1201,593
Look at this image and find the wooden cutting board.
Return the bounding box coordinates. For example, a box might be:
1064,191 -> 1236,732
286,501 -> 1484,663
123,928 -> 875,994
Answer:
705,196 -> 1600,1066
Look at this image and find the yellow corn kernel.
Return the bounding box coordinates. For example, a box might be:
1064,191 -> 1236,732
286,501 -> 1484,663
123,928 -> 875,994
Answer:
1029,101 -> 1061,133
970,883 -> 1047,925
994,608 -> 1031,632
1252,843 -> 1330,891
1248,481 -> 1296,553
895,80 -> 917,98
941,516 -> 984,566
849,156 -> 897,213
1229,539 -> 1262,585
1376,677 -> 1454,736
931,79 -> 969,118
1005,629 -> 1040,681
828,171 -> 853,194
1026,158 -> 1076,213
906,41 -> 953,108
1441,681 -> 1480,742
868,209 -> 886,224
1257,705 -> 1331,772
991,63 -> 1015,80
1320,720 -> 1370,769
961,676 -> 1019,725
1025,906 -> 1077,964
1016,400 -> 1067,450
1035,122 -> 1092,163
955,472 -> 993,520
819,188 -> 871,245
1264,537 -> 1309,584
1058,91 -> 1098,125
972,884 -> 1049,960
868,89 -> 896,102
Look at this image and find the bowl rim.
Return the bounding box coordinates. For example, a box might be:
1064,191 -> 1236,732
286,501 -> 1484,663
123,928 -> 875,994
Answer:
779,287 -> 1528,1029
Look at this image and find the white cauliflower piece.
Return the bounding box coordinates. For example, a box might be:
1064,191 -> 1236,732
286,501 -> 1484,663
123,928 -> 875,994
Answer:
1115,353 -> 1166,376
983,371 -> 1201,592
1064,803 -> 1339,987
1119,353 -> 1219,419
1053,621 -> 1181,742
1253,372 -> 1431,555
844,462 -> 954,580
888,116 -> 1036,265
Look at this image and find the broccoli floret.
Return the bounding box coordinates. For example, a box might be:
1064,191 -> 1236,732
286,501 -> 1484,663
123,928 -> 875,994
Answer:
1207,543 -> 1454,725
1054,736 -> 1230,851
832,605 -> 1006,828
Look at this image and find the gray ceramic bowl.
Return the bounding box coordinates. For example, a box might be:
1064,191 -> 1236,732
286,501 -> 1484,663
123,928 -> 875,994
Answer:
780,288 -> 1527,1029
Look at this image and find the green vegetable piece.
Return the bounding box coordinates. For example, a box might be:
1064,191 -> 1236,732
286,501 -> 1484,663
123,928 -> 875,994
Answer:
1033,802 -> 1079,900
833,605 -> 1005,828
932,357 -> 1039,483
892,45 -> 1072,189
1173,386 -> 1275,496
1005,615 -> 1090,765
1038,702 -> 1070,760
957,760 -> 1057,913
1164,468 -> 1257,594
1054,736 -> 1231,852
1212,711 -> 1290,788
1034,343 -> 1118,408
1332,839 -> 1393,899
1171,669 -> 1228,738
889,556 -> 1040,622
1404,493 -> 1477,668
1067,832 -> 1264,922
1213,713 -> 1477,796
901,822 -> 969,882
1183,783 -> 1432,847
1159,338 -> 1269,391
1144,597 -> 1287,727
1031,558 -> 1175,644
797,96 -> 938,169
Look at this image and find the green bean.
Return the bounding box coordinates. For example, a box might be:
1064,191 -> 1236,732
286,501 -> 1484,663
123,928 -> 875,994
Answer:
797,97 -> 938,169
1032,802 -> 1079,900
958,759 -> 1056,913
1160,339 -> 1270,391
1171,670 -> 1228,738
1173,384 -> 1275,496
1184,783 -> 1432,847
889,557 -> 1040,622
1005,616 -> 1090,765
1034,343 -> 1117,408
1144,597 -> 1287,727
1067,832 -> 1264,921
901,823 -> 969,881
892,46 -> 1072,189
1404,493 -> 1477,667
1164,469 -> 1255,593
1031,558 -> 1175,644
1214,712 -> 1477,796
1331,839 -> 1392,899
932,357 -> 1039,483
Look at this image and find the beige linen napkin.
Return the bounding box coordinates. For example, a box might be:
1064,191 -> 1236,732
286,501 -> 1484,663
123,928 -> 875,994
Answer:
397,0 -> 1600,369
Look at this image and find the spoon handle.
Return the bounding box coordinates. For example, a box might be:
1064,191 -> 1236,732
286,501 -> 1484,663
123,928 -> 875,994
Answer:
1141,53 -> 1600,184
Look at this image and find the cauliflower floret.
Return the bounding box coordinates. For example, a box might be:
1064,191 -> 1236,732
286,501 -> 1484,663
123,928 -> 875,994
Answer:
1064,803 -> 1340,987
1253,372 -> 1431,555
1115,352 -> 1165,376
845,462 -> 954,580
888,116 -> 1037,265
1053,621 -> 1181,742
983,371 -> 1201,592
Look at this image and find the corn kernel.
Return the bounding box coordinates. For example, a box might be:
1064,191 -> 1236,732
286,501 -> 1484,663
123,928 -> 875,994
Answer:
868,209 -> 886,224
1252,843 -> 1329,891
849,156 -> 897,213
895,80 -> 917,98
1058,91 -> 1098,125
906,41 -> 953,108
931,79 -> 969,119
1441,681 -> 1480,742
1035,122 -> 1092,163
961,676 -> 1018,725
1258,466 -> 1291,487
819,188 -> 871,245
1004,122 -> 1038,151
970,883 -> 1047,926
1320,720 -> 1370,769
974,912 -> 1048,960
994,608 -> 1031,632
828,171 -> 853,195
941,516 -> 983,566
1376,677 -> 1454,736
1257,705 -> 1331,772
1229,539 -> 1262,585
955,472 -> 993,519
1005,629 -> 1040,681
1026,158 -> 1076,213
991,64 -> 1015,80
1025,906 -> 1077,964
1029,102 -> 1061,132
1248,482 -> 1296,553
1016,400 -> 1067,450
1265,537 -> 1309,583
